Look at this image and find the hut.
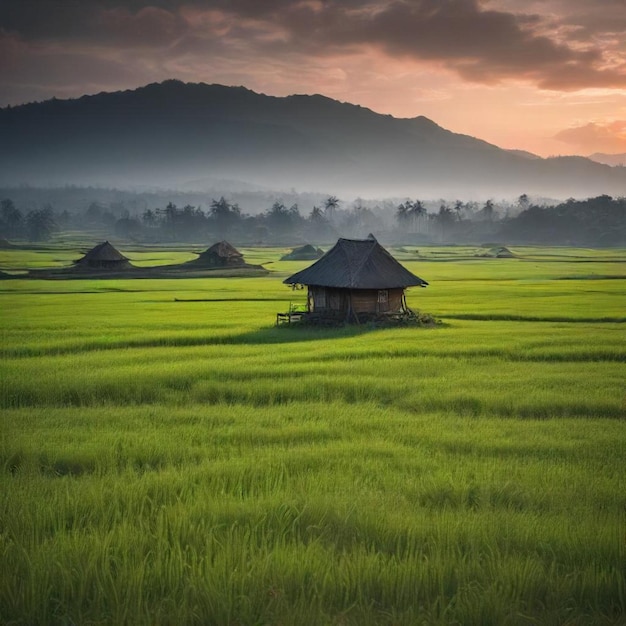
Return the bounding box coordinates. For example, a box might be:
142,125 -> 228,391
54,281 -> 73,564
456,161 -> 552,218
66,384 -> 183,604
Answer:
190,241 -> 245,268
476,246 -> 515,258
74,241 -> 132,270
493,246 -> 515,258
281,244 -> 324,261
283,237 -> 428,323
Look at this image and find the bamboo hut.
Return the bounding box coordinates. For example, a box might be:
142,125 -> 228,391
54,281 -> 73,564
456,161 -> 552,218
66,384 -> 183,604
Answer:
74,241 -> 132,270
283,237 -> 428,323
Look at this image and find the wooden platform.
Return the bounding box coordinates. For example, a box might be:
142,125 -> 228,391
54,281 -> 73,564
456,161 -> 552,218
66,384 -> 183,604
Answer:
276,307 -> 422,327
276,311 -> 305,325
276,303 -> 308,326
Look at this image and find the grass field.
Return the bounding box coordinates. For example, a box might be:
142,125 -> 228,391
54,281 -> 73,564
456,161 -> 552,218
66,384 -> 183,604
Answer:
1,243 -> 625,625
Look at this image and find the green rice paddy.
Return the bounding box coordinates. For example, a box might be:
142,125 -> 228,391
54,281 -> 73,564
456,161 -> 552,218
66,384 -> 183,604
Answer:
1,244 -> 625,625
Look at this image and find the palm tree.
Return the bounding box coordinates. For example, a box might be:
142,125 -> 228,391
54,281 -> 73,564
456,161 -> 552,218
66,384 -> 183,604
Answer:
309,206 -> 324,222
453,200 -> 464,221
395,202 -> 409,227
408,200 -> 427,233
323,196 -> 339,220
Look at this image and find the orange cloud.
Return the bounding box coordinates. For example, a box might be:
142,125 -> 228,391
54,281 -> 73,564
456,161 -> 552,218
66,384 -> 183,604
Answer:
1,0 -> 624,92
555,121 -> 626,154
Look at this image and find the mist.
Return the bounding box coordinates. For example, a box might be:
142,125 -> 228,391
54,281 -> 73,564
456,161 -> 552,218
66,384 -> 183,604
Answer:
2,81 -> 626,202
2,186 -> 624,248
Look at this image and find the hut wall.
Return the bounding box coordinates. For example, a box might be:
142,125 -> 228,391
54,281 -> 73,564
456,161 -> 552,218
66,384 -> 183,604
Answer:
309,287 -> 348,313
350,288 -> 404,314
308,287 -> 404,315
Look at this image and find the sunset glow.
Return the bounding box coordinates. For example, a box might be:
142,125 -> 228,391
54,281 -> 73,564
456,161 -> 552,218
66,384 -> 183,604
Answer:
1,0 -> 625,156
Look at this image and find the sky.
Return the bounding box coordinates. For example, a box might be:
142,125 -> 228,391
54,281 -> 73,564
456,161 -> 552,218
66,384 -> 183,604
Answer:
1,0 -> 626,157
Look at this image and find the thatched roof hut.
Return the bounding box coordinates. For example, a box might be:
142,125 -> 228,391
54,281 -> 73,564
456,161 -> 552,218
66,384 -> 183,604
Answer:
493,246 -> 515,258
281,244 -> 324,261
190,241 -> 245,268
283,237 -> 427,322
476,246 -> 515,258
74,241 -> 132,270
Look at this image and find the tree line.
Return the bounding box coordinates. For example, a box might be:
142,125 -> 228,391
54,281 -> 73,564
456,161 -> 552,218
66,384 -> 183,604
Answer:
1,193 -> 624,246
0,195 -> 377,244
395,194 -> 625,246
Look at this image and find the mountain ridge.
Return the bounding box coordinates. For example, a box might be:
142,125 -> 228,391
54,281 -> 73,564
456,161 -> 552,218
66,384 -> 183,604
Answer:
588,152 -> 626,167
1,80 -> 625,198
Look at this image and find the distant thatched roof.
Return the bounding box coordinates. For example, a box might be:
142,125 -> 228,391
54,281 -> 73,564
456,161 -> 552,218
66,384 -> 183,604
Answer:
182,240 -> 247,269
476,246 -> 515,258
75,241 -> 131,266
493,246 -> 515,258
199,240 -> 243,260
281,244 -> 324,261
284,237 -> 428,289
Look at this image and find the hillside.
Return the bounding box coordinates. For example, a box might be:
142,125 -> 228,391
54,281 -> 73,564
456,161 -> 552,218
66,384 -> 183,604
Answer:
2,79 -> 625,198
588,152 -> 626,167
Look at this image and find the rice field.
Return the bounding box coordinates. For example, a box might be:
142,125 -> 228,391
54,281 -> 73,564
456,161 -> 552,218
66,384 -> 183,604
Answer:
1,243 -> 625,625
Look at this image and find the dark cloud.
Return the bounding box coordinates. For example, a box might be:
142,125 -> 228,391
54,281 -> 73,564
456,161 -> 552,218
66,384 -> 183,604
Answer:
224,0 -> 626,90
0,0 -> 625,105
0,1 -> 94,40
96,6 -> 187,47
0,1 -> 188,46
339,2 -> 583,69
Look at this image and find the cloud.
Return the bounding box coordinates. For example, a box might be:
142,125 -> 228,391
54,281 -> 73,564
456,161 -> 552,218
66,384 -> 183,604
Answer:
1,0 -> 625,107
189,0 -> 625,89
97,6 -> 187,47
555,121 -> 626,154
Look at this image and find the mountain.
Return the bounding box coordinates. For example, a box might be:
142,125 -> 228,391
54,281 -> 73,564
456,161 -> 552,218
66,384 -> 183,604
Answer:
506,149 -> 542,160
2,79 -> 626,198
588,153 -> 626,167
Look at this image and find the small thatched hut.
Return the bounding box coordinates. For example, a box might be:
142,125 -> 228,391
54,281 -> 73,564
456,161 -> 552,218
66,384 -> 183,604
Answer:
281,244 -> 324,261
191,241 -> 245,268
476,246 -> 515,258
74,241 -> 132,270
283,237 -> 428,322
493,246 -> 515,258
